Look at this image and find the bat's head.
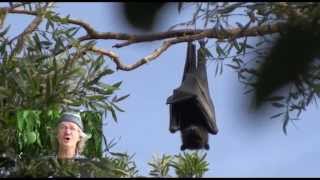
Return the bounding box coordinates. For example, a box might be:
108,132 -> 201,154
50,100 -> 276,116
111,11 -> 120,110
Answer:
180,125 -> 209,151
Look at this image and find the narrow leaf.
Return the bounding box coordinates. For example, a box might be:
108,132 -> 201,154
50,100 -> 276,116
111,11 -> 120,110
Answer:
113,94 -> 130,103
270,112 -> 284,119
178,2 -> 183,14
265,96 -> 285,102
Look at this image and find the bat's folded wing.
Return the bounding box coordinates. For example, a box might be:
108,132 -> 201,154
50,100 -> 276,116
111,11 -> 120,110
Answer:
195,77 -> 218,135
166,73 -> 218,135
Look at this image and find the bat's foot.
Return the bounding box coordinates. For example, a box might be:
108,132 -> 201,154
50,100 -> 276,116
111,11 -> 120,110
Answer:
180,144 -> 210,151
204,144 -> 210,150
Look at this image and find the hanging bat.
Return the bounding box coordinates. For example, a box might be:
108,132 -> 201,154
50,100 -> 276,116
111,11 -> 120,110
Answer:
167,41 -> 218,151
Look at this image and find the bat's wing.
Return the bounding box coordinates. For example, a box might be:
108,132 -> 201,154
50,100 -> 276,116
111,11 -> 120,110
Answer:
167,42 -> 197,133
194,47 -> 218,135
168,74 -> 218,135
166,42 -> 219,135
167,78 -> 196,133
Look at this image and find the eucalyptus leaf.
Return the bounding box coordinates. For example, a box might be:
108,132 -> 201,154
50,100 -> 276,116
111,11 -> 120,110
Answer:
26,131 -> 37,145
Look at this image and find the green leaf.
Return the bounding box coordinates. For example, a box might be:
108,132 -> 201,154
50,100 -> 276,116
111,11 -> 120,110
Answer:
113,94 -> 130,103
88,102 -> 98,112
112,81 -> 122,89
312,84 -> 320,92
63,67 -> 83,78
111,102 -> 125,112
84,40 -> 96,48
214,62 -> 219,77
17,115 -> 25,132
0,25 -> 10,36
70,27 -> 80,37
255,40 -> 265,47
0,42 -> 6,55
87,95 -> 106,101
66,27 -> 79,37
98,85 -> 114,94
282,111 -> 289,135
63,98 -> 74,104
178,2 -> 183,13
236,22 -> 243,29
270,112 -> 284,119
245,68 -> 259,76
87,68 -> 114,86
40,41 -> 52,46
233,40 -> 241,53
239,42 -> 254,49
226,63 -> 240,70
45,20 -> 50,31
60,14 -> 70,24
33,33 -> 42,52
271,102 -> 285,108
48,19 -> 54,30
215,44 -> 225,57
36,131 -> 42,147
103,68 -> 114,75
0,86 -> 10,96
265,96 -> 285,102
110,107 -> 117,122
204,48 -> 213,58
26,131 -> 37,145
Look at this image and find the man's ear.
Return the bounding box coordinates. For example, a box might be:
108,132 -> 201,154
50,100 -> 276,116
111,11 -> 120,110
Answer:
77,130 -> 81,142
56,135 -> 61,143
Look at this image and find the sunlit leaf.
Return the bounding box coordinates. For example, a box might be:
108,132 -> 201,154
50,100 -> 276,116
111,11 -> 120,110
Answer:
26,131 -> 37,145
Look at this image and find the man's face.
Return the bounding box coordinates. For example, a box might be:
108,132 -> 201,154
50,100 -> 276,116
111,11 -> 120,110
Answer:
57,121 -> 81,149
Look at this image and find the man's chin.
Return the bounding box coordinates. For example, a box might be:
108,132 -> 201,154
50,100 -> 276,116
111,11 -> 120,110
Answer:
59,141 -> 75,147
63,142 -> 75,147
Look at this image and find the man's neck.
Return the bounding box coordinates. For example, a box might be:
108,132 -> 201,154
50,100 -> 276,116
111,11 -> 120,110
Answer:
58,146 -> 76,159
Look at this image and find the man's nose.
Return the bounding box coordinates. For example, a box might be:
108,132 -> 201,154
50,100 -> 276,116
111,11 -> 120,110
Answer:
65,128 -> 72,134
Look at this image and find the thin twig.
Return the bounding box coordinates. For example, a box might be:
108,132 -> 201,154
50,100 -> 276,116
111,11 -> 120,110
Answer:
89,31 -> 214,71
10,3 -> 54,55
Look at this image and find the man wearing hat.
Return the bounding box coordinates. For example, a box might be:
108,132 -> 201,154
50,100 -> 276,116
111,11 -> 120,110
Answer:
56,112 -> 90,159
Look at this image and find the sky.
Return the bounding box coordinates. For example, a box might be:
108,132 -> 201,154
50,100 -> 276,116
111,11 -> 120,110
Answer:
4,2 -> 320,177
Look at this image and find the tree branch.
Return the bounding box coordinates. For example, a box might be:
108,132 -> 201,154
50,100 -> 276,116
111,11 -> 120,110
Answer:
10,3 -> 54,55
89,31 -> 215,71
80,23 -> 285,48
4,6 -> 286,45
5,7 -> 98,36
1,3 -> 287,71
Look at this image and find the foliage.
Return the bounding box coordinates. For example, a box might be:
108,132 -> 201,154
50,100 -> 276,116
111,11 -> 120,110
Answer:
0,150 -> 209,178
9,157 -> 116,178
0,2 -> 129,177
148,153 -> 173,177
148,151 -> 209,178
111,152 -> 139,177
0,153 -> 131,178
81,111 -> 104,158
170,2 -> 320,133
171,151 -> 209,178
